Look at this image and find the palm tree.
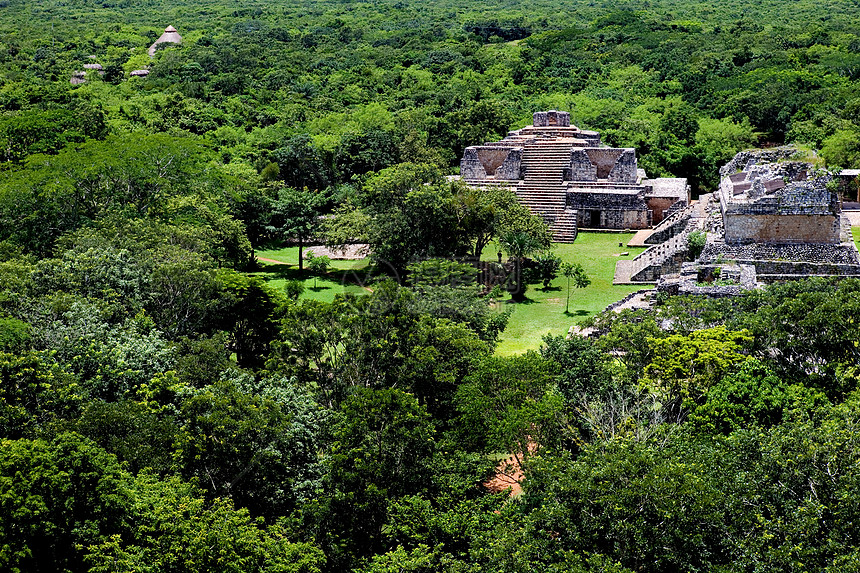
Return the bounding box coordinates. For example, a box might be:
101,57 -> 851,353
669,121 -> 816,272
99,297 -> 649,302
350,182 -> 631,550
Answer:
499,231 -> 541,302
561,262 -> 591,314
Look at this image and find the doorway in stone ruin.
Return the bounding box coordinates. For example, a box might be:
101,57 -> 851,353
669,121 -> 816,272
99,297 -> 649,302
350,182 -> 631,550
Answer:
589,210 -> 602,228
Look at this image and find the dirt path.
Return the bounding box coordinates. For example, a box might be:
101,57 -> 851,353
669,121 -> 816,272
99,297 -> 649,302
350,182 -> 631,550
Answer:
257,256 -> 288,264
485,454 -> 524,496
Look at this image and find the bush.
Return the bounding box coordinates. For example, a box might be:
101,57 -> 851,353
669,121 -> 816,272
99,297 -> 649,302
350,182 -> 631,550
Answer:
687,231 -> 707,260
284,279 -> 304,300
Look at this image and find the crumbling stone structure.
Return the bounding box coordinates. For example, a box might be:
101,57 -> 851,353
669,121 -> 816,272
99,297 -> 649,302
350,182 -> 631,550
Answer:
618,146 -> 860,288
460,111 -> 689,242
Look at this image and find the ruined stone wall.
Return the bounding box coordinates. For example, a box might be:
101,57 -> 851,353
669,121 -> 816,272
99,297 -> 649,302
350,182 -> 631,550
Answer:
700,241 -> 860,266
568,148 -> 638,182
585,148 -> 623,179
569,149 -> 597,181
578,131 -> 601,146
495,148 -> 523,180
460,146 -> 523,180
460,147 -> 487,179
573,206 -> 650,229
533,110 -> 570,127
723,213 -> 841,244
719,147 -> 802,178
607,149 -> 638,183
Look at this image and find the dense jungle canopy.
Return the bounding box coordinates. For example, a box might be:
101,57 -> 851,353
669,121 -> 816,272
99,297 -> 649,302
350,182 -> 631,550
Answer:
3,0 -> 860,572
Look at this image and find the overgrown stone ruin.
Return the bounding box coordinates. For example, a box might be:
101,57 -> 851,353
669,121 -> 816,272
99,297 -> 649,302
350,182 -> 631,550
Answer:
460,110 -> 689,242
613,146 -> 860,298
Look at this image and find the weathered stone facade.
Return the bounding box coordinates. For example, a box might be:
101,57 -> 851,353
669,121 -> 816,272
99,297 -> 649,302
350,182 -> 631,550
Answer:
460,147 -> 523,180
533,110 -> 570,127
459,111 -> 689,241
621,146 -> 860,289
566,188 -> 651,229
717,151 -> 843,245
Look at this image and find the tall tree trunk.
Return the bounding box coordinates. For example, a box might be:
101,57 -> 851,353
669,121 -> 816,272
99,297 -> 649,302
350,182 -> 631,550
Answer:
298,235 -> 304,271
565,275 -> 571,314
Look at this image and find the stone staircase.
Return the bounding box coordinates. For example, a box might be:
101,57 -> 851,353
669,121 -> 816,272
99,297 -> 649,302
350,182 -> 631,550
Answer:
644,202 -> 693,245
515,140 -> 578,242
614,218 -> 700,283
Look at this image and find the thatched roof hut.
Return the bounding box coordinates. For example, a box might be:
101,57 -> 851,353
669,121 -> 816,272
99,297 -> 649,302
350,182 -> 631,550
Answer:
148,25 -> 182,57
130,69 -> 150,77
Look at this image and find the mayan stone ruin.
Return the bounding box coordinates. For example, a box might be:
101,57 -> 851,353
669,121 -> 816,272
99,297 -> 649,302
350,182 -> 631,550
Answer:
613,146 -> 860,296
460,110 -> 689,242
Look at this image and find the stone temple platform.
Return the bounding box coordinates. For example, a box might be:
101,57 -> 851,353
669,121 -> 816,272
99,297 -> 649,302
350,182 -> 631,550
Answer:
460,110 -> 689,243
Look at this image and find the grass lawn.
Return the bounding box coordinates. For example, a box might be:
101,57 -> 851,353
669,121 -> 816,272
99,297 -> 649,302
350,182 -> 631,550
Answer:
853,227 -> 860,250
252,246 -> 371,302
491,233 -> 647,355
253,234 -> 647,354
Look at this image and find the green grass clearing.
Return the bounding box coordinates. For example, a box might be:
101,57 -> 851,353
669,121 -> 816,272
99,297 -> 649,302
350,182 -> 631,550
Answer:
253,234 -> 647,353
490,233 -> 647,355
252,246 -> 371,303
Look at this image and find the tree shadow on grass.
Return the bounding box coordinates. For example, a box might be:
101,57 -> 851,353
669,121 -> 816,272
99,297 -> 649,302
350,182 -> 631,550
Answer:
538,286 -> 563,292
564,309 -> 590,317
504,297 -> 539,305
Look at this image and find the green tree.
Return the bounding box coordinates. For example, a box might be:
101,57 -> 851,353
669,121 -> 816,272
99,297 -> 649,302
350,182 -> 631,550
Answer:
530,251 -> 562,289
216,269 -> 285,370
317,387 -> 435,570
267,187 -> 326,271
821,128 -> 860,168
305,251 -> 331,288
560,261 -> 590,313
498,230 -> 542,301
0,351 -> 82,439
644,326 -> 753,418
175,378 -> 327,518
85,472 -> 326,573
455,352 -> 563,462
0,433 -> 132,573
271,134 -> 332,191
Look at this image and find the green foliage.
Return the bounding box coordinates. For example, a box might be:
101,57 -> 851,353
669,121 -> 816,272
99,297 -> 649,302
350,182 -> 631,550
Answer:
0,433 -> 132,573
0,134 -> 217,256
175,377 -> 327,518
216,269 -> 285,369
687,230 -> 707,260
821,128 -> 860,167
561,261 -> 590,313
85,472 -> 326,573
0,316 -> 31,352
6,1 -> 860,570
499,230 -> 544,301
0,351 -> 82,439
284,278 -> 306,300
644,326 -> 753,416
408,258 -> 477,290
305,251 -> 331,288
455,352 -> 563,457
689,358 -> 829,434
75,399 -> 178,475
318,387 -> 435,569
529,251 -> 562,289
